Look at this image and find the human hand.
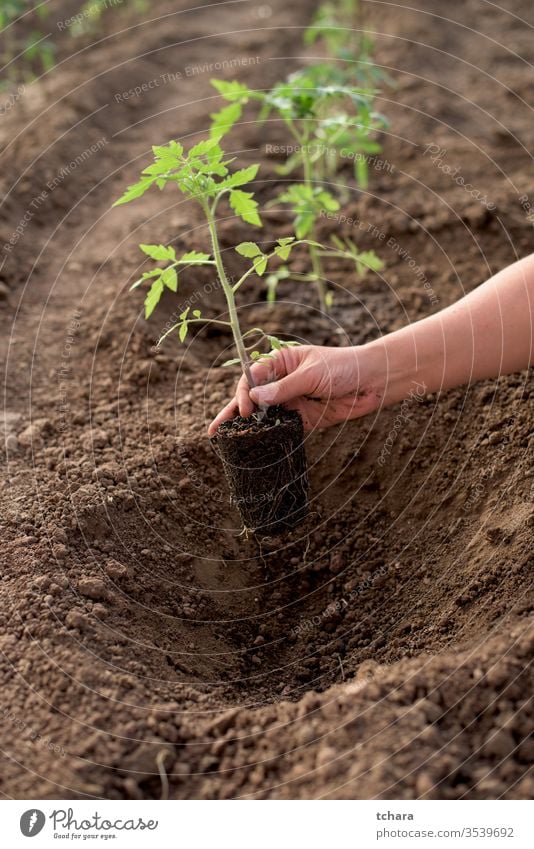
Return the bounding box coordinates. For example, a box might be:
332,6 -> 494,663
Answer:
208,345 -> 383,435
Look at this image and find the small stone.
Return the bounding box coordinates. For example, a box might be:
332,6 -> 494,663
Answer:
78,576 -> 107,600
105,560 -> 129,580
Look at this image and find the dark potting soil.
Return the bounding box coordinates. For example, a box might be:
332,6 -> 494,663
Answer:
211,406 -> 309,534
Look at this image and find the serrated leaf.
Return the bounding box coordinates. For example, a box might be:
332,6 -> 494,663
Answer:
222,357 -> 242,367
130,269 -> 161,290
144,279 -> 164,319
210,102 -> 242,138
229,189 -> 261,226
211,79 -> 251,102
140,243 -> 176,261
114,176 -> 155,206
161,266 -> 178,292
236,241 -> 262,258
178,251 -> 211,264
189,137 -> 222,158
152,141 -> 183,160
218,164 -> 259,190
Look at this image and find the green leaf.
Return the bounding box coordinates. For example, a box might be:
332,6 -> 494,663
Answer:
161,266 -> 178,292
180,307 -> 190,321
267,335 -> 282,350
114,177 -> 155,206
192,309 -> 201,318
274,244 -> 292,261
253,255 -> 268,276
266,273 -> 280,304
130,269 -> 161,290
178,251 -> 211,264
316,190 -> 340,212
144,279 -> 164,319
222,357 -> 242,367
140,244 -> 176,261
325,291 -> 334,308
189,137 -> 222,158
295,211 -> 315,238
229,189 -> 262,226
236,241 -> 262,258
218,164 -> 259,190
179,321 -> 188,343
211,79 -> 251,102
152,141 -> 183,160
210,102 -> 242,138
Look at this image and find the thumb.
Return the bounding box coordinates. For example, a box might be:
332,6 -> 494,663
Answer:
250,371 -> 307,407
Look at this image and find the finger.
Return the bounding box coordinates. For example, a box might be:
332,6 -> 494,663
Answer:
208,397 -> 238,436
250,367 -> 313,407
237,351 -> 290,415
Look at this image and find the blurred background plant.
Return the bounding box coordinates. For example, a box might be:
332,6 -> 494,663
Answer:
0,0 -> 149,87
210,73 -> 385,310
0,0 -> 55,87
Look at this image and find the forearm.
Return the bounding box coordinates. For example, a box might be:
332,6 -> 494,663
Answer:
364,253 -> 534,407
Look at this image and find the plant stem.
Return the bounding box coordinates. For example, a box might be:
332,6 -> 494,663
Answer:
204,203 -> 255,388
300,147 -> 328,311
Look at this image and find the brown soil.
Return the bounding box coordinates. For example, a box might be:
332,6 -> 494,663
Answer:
0,0 -> 533,800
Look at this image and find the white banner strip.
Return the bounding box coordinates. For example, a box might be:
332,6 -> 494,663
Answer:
3,799 -> 533,848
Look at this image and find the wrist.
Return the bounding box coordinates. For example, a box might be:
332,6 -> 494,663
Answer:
359,331 -> 432,409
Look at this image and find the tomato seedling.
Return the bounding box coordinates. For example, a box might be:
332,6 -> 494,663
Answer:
114,134 -> 315,535
114,134 -> 316,386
